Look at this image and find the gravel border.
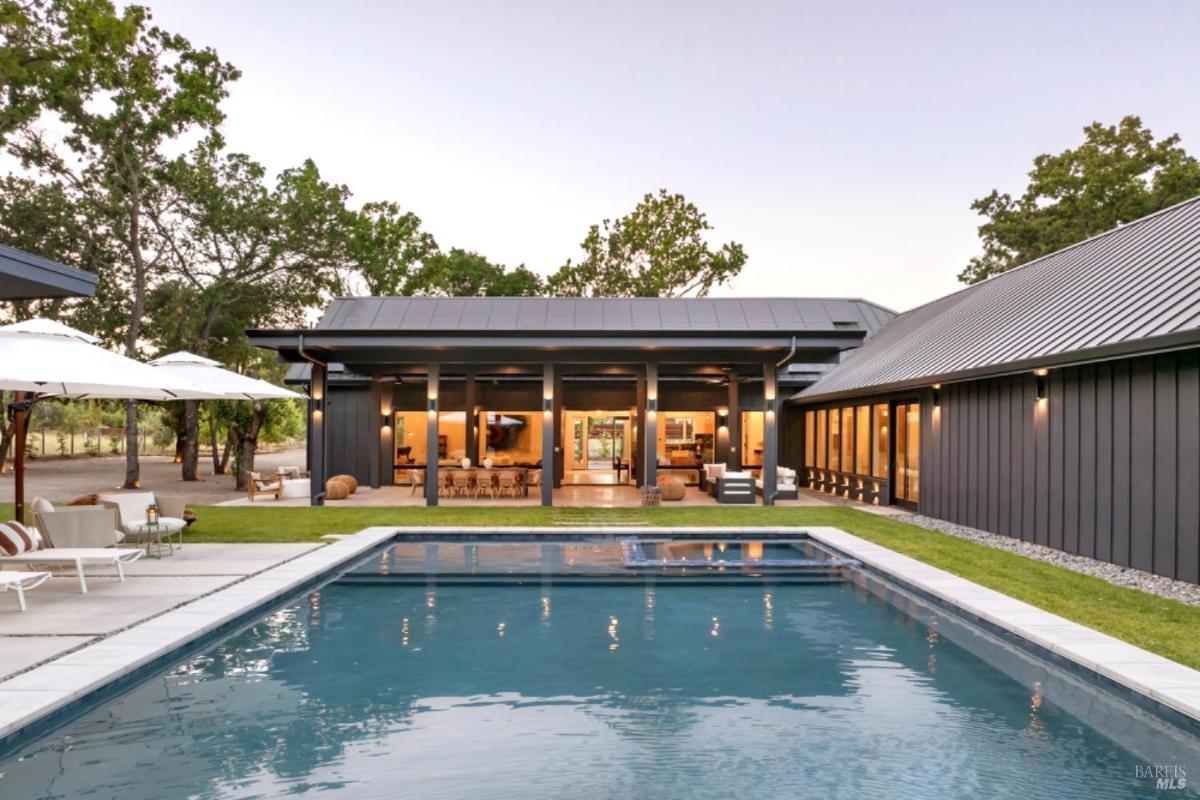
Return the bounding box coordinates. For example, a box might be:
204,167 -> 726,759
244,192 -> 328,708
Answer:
891,511 -> 1200,607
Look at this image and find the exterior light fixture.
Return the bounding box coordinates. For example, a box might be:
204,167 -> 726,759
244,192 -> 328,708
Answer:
543,397 -> 553,413
427,397 -> 438,413
647,398 -> 657,413
1035,369 -> 1048,401
932,385 -> 941,408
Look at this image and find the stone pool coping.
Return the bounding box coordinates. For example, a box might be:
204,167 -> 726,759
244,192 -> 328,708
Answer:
802,526 -> 1200,726
1,525 -> 1198,746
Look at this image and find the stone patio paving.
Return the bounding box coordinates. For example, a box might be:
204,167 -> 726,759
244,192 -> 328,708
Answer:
0,543 -> 322,681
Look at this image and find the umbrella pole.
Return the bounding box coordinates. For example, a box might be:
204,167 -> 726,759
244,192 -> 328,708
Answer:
13,391 -> 26,524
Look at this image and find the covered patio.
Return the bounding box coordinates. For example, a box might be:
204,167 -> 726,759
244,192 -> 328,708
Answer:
247,297 -> 893,507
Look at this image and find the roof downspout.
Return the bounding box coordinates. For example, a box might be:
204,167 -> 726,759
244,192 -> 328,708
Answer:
775,335 -> 797,367
297,334 -> 327,504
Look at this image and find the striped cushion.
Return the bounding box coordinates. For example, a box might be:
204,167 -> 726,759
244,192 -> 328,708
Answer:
0,522 -> 34,556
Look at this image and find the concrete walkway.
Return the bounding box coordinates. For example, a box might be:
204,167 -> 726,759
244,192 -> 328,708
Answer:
0,543 -> 322,681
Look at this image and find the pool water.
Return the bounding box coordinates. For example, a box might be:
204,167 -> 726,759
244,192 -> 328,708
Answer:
1,544 -> 1197,799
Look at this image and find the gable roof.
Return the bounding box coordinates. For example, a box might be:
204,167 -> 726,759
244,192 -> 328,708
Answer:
800,194 -> 1200,401
309,296 -> 895,336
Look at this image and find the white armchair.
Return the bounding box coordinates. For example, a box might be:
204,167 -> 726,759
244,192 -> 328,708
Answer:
97,492 -> 187,542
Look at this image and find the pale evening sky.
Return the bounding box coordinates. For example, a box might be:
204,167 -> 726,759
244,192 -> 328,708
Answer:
145,0 -> 1200,312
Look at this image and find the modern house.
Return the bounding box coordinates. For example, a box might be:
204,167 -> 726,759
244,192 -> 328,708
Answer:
247,298 -> 894,506
250,195 -> 1200,585
795,196 -> 1200,585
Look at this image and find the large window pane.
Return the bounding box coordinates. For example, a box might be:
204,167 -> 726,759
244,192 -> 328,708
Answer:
855,405 -> 870,475
740,411 -> 764,466
871,405 -> 888,478
828,408 -> 840,471
816,409 -> 827,469
659,412 -> 715,465
906,403 -> 921,502
481,411 -> 543,466
840,407 -> 853,471
804,410 -> 815,467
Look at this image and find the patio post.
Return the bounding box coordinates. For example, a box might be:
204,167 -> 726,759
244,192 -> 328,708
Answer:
762,363 -> 778,505
309,364 -> 327,506
426,363 -> 439,507
368,379 -> 382,489
542,363 -> 554,506
464,371 -> 477,465
727,374 -> 740,471
644,362 -> 658,488
376,377 -> 395,488
635,370 -> 646,487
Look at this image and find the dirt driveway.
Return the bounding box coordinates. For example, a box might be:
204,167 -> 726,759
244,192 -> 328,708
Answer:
0,448 -> 307,504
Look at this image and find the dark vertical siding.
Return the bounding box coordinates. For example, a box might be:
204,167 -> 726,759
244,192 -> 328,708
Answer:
899,348 -> 1199,584
328,386 -> 374,483
1177,351 -> 1200,584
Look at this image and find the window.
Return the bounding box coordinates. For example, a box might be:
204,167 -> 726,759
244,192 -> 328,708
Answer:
660,412 -> 715,464
894,402 -> 920,503
828,408 -> 840,471
855,405 -> 870,475
740,411 -> 764,466
816,409 -> 827,469
481,411 -> 543,466
840,407 -> 853,472
871,405 -> 888,479
804,410 -> 815,467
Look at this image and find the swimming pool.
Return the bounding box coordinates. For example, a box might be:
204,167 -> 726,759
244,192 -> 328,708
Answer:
0,538 -> 1196,799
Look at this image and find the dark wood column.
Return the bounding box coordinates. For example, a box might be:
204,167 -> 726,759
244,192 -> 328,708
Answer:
308,364 -> 327,506
464,371 -> 477,466
762,363 -> 779,505
378,378 -> 395,487
368,380 -> 383,489
727,375 -> 741,470
553,370 -> 564,487
644,362 -> 658,487
542,363 -> 555,506
425,363 -> 439,507
635,369 -> 647,487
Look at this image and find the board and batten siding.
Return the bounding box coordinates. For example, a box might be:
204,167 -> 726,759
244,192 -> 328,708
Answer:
920,349 -> 1200,584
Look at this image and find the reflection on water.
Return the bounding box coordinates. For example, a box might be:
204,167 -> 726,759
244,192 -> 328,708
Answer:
0,576 -> 1197,799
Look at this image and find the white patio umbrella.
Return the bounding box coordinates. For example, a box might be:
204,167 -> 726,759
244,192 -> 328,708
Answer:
147,351 -> 304,400
0,319 -> 213,400
0,318 -> 219,522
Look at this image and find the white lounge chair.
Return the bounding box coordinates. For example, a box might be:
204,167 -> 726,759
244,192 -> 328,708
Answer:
97,491 -> 187,545
0,548 -> 143,593
0,571 -> 51,611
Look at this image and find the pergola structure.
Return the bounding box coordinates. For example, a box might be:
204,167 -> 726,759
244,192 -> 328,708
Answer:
248,297 -> 893,507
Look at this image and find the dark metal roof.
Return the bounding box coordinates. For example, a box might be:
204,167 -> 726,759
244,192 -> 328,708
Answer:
310,296 -> 895,335
800,195 -> 1200,402
0,243 -> 97,299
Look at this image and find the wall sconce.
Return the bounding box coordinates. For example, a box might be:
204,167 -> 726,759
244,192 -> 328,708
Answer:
427,397 -> 438,414
932,384 -> 941,408
716,407 -> 728,422
543,397 -> 553,413
1035,372 -> 1048,402
647,398 -> 657,413
382,413 -> 391,428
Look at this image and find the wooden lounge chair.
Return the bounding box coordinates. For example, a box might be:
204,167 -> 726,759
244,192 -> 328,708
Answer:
0,571 -> 51,611
248,472 -> 284,502
409,470 -> 425,496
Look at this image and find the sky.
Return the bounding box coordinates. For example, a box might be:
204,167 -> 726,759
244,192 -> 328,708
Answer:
142,0 -> 1200,312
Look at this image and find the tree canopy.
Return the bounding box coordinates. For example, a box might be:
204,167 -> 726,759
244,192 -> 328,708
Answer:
960,115 -> 1200,284
547,189 -> 746,297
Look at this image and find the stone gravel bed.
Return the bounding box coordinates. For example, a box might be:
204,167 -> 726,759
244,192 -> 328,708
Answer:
891,511 -> 1200,607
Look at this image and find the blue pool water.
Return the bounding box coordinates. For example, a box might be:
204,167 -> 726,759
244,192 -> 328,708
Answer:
1,541 -> 1197,799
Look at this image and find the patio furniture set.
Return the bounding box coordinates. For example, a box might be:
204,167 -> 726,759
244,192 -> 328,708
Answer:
413,468 -> 543,499
247,466 -> 310,502
0,490 -> 193,609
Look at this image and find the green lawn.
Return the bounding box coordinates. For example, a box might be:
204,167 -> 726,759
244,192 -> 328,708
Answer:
6,501 -> 1199,669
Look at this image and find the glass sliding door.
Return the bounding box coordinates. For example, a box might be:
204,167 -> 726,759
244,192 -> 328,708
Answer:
893,402 -> 921,504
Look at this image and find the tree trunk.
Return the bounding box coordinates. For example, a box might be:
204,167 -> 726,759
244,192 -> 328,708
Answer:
233,401 -> 265,491
173,417 -> 185,463
220,430 -> 234,475
181,400 -> 200,481
122,399 -> 140,488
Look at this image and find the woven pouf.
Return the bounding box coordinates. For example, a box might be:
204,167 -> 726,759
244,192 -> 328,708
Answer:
657,477 -> 686,501
329,474 -> 359,494
325,478 -> 350,501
